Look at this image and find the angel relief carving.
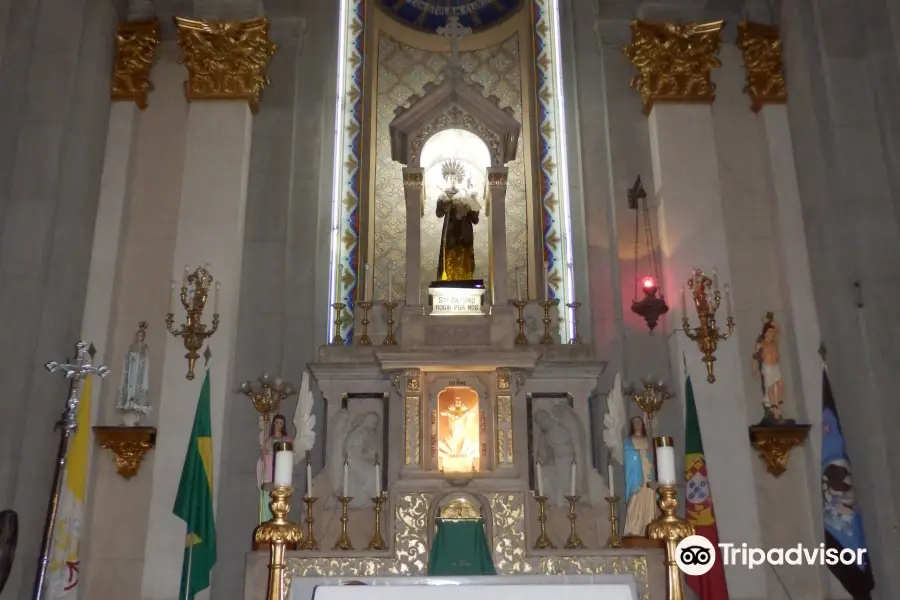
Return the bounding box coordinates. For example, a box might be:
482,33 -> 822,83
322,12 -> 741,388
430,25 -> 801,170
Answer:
327,409 -> 383,509
532,402 -> 588,507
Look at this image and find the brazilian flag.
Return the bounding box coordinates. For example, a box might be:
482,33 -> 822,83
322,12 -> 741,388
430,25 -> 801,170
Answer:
173,369 -> 217,600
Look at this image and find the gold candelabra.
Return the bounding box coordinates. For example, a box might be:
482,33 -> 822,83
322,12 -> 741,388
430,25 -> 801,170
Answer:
648,484 -> 695,600
382,301 -> 398,346
254,486 -> 304,600
238,374 -> 296,440
334,496 -> 354,550
563,495 -> 585,549
331,302 -> 346,345
357,301 -> 373,345
628,377 -> 670,435
366,493 -> 388,550
605,496 -> 622,548
539,299 -> 559,345
566,302 -> 582,344
533,494 -> 555,549
301,496 -> 318,550
166,265 -> 220,380
681,269 -> 734,383
511,300 -> 528,344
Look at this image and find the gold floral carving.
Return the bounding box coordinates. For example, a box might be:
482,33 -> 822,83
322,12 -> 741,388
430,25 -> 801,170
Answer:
488,172 -> 508,188
403,171 -> 424,188
92,426 -> 157,480
175,17 -> 277,114
405,372 -> 421,392
496,395 -> 513,465
440,498 -> 480,519
497,370 -> 510,390
623,20 -> 724,114
410,106 -> 502,165
748,424 -> 810,477
737,21 -> 787,112
111,19 -> 160,109
404,396 -> 420,465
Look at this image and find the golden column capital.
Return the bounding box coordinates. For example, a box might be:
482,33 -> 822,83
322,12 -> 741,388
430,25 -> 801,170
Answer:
623,20 -> 724,114
111,19 -> 161,109
737,20 -> 787,112
174,16 -> 278,114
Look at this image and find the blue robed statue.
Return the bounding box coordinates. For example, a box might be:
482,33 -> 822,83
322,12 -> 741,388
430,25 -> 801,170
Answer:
623,416 -> 658,537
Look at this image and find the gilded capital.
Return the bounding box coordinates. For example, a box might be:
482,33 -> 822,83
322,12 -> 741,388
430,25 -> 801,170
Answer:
623,20 -> 724,114
175,16 -> 278,114
488,171 -> 508,188
111,19 -> 160,109
737,21 -> 787,112
403,171 -> 424,188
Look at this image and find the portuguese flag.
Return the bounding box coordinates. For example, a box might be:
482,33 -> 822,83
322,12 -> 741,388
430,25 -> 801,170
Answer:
684,374 -> 730,599
173,368 -> 217,600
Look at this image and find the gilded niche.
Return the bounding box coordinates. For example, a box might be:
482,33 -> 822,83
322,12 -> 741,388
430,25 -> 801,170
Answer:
623,20 -> 724,114
111,19 -> 160,109
175,17 -> 277,113
737,20 -> 787,112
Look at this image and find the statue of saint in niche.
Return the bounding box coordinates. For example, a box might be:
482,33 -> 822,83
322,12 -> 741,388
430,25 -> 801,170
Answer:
752,312 -> 794,424
435,160 -> 481,281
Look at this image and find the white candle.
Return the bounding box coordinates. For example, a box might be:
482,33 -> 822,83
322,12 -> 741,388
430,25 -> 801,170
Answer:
169,281 -> 175,311
365,264 -> 372,302
536,461 -> 544,496
607,463 -> 615,496
388,260 -> 394,302
570,459 -> 577,496
334,259 -> 341,292
712,268 -> 719,291
306,457 -> 313,497
274,450 -> 293,487
342,460 -> 349,497
656,445 -> 677,485
183,265 -> 189,286
214,282 -> 220,314
543,261 -> 550,301
681,287 -> 686,318
515,266 -> 522,301
375,461 -> 382,496
724,284 -> 732,319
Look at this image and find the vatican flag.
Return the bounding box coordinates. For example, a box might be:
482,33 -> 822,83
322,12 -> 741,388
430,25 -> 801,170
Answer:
47,376 -> 93,600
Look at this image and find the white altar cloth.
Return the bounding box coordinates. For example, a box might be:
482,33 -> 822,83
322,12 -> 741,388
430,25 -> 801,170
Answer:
295,575 -> 638,600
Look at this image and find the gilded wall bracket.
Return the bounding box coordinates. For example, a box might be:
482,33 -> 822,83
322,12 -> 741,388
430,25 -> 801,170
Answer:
737,21 -> 787,112
748,424 -> 810,477
111,19 -> 161,109
623,20 -> 724,114
93,425 -> 157,480
175,16 -> 278,114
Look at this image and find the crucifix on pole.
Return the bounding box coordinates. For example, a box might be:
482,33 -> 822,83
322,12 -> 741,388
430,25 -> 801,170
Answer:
437,16 -> 472,66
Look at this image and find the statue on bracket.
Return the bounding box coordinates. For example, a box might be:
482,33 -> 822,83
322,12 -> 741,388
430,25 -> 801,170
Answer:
328,410 -> 383,508
436,159 -> 481,281
533,404 -> 587,507
623,416 -> 658,536
751,312 -> 794,425
116,321 -> 151,426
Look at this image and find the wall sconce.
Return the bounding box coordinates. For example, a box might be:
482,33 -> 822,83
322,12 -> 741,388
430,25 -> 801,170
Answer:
166,264 -> 220,380
239,373 -> 297,432
628,176 -> 668,332
626,376 -> 671,436
681,269 -> 734,383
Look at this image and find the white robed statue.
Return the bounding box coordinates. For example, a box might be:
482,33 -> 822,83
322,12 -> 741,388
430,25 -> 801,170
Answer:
327,409 -> 382,508
533,403 -> 588,507
116,322 -> 150,426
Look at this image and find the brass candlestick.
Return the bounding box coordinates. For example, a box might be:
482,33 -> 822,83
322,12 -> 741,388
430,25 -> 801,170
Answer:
539,299 -> 559,345
563,495 -> 585,549
166,265 -> 220,380
366,493 -> 388,550
300,496 -> 318,550
511,300 -> 528,344
254,486 -> 304,600
681,269 -> 735,383
533,494 -> 555,549
357,301 -> 373,345
566,302 -> 582,344
334,496 -> 354,550
648,484 -> 695,600
605,496 -> 622,548
628,377 -> 670,436
331,302 -> 346,345
382,301 -> 398,346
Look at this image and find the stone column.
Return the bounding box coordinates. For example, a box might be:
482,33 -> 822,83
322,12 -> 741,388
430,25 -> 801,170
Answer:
140,16 -> 276,600
625,20 -> 766,597
486,167 -> 509,305
402,167 -> 424,304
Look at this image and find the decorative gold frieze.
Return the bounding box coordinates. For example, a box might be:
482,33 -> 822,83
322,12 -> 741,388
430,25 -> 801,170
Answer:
403,171 -> 424,187
623,20 -> 724,114
496,395 -> 513,464
737,20 -> 787,112
175,17 -> 277,114
93,426 -> 157,479
748,424 -> 810,476
404,396 -> 420,465
111,19 -> 160,109
488,172 -> 508,187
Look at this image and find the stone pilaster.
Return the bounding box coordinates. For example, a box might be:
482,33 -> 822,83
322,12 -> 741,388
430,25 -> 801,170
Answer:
402,167 -> 424,304
486,167 -> 509,305
625,20 -> 767,597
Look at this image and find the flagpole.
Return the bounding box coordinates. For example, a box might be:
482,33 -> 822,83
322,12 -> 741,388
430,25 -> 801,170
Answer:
183,538 -> 193,600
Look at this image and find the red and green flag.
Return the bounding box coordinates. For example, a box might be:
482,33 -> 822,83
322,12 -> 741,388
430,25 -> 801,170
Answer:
684,374 -> 730,600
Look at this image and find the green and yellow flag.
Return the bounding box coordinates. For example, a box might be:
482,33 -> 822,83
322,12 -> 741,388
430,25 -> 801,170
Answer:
173,369 -> 216,600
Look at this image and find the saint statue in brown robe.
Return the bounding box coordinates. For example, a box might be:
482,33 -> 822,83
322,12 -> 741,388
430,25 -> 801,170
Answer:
436,160 -> 481,281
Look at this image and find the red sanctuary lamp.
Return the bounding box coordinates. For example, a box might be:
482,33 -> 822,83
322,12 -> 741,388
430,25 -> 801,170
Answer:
627,176 -> 669,333
631,275 -> 669,332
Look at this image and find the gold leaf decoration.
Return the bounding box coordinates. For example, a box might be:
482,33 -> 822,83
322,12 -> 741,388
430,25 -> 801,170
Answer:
737,20 -> 787,113
111,19 -> 160,109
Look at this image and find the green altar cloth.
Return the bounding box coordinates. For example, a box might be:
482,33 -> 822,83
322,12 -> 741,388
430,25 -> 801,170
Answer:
428,518 -> 496,576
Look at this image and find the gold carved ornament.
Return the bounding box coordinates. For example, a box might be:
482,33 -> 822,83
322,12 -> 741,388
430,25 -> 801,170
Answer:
92,425 -> 157,479
737,20 -> 787,112
175,17 -> 278,114
748,424 -> 811,476
111,19 -> 161,109
623,20 -> 724,114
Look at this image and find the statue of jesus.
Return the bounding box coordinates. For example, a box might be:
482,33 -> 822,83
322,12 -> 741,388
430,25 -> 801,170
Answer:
436,160 -> 480,281
752,312 -> 787,423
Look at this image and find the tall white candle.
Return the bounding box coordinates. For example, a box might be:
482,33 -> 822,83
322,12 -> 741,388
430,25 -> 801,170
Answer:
306,457 -> 313,497
515,266 -> 522,301
543,261 -> 550,301
681,287 -> 686,319
536,462 -> 544,496
375,461 -> 382,496
607,463 -> 615,496
365,264 -> 372,302
712,268 -> 719,291
169,281 -> 175,311
183,265 -> 189,286
724,284 -> 732,319
569,459 -> 577,496
388,260 -> 394,302
656,446 -> 677,484
342,460 -> 349,497
274,450 -> 293,487
334,259 -> 341,293
214,282 -> 220,314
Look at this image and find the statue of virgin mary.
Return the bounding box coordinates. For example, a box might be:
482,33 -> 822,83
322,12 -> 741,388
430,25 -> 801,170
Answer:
623,415 -> 658,536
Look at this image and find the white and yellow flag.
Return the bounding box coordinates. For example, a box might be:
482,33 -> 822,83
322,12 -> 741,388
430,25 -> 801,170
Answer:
47,376 -> 93,600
